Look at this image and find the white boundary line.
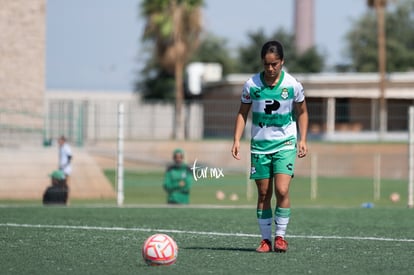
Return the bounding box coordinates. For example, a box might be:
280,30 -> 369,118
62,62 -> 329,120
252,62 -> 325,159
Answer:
1,223 -> 414,243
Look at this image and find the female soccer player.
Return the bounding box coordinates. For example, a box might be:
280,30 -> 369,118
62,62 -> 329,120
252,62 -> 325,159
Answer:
231,40 -> 308,253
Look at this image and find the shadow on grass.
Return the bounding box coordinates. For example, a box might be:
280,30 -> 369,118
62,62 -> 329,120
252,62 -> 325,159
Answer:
183,246 -> 255,252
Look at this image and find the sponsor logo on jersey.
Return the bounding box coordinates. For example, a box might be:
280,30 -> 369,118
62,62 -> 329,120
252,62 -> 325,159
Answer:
264,100 -> 280,114
242,90 -> 251,101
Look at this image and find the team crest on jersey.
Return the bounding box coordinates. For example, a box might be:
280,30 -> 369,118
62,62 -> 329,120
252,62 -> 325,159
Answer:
281,88 -> 289,99
250,166 -> 257,175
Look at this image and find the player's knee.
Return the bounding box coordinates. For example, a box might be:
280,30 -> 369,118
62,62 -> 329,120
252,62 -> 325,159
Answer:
257,191 -> 272,203
276,187 -> 289,198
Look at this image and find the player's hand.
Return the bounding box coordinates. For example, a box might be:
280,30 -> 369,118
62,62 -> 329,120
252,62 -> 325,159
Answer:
231,142 -> 241,160
297,141 -> 308,158
179,181 -> 185,187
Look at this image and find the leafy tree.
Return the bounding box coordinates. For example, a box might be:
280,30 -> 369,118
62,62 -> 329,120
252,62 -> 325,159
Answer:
139,34 -> 237,101
140,0 -> 204,139
237,29 -> 270,73
346,0 -> 414,72
135,46 -> 175,100
290,47 -> 325,73
137,66 -> 175,100
237,28 -> 324,73
385,0 -> 414,71
190,33 -> 238,76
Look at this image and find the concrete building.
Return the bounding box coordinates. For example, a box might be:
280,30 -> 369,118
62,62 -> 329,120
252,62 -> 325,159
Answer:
202,72 -> 414,141
0,0 -> 46,143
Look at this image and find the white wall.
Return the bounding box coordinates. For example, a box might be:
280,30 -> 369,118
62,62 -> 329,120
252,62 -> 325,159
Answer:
45,90 -> 204,142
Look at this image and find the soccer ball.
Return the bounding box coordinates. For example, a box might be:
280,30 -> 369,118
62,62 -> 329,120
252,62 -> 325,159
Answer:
142,233 -> 178,266
390,192 -> 400,203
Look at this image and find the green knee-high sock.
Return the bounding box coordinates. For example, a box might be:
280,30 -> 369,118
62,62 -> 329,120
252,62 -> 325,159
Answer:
257,209 -> 272,240
274,207 -> 291,238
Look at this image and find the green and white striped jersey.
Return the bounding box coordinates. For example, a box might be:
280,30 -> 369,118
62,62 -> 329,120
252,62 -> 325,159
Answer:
241,70 -> 305,154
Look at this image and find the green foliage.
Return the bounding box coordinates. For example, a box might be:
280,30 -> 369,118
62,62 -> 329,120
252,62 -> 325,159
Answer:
137,2 -> 326,99
190,33 -> 238,75
288,46 -> 325,73
385,1 -> 414,71
137,70 -> 175,100
347,13 -> 383,72
138,0 -> 204,102
237,28 -> 324,73
135,53 -> 175,100
141,0 -> 204,41
237,29 -> 270,73
346,0 -> 414,72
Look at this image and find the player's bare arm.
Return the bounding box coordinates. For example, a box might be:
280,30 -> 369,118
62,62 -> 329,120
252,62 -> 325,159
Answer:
295,100 -> 309,158
231,103 -> 251,160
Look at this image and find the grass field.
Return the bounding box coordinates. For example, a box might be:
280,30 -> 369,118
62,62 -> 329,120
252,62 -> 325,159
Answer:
1,170 -> 412,274
1,206 -> 414,275
103,170 -> 409,208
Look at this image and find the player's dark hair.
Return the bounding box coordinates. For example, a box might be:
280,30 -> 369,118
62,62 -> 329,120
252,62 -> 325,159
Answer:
261,40 -> 284,60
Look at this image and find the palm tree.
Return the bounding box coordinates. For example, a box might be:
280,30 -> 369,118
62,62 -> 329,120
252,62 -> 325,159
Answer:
141,0 -> 204,139
367,0 -> 388,137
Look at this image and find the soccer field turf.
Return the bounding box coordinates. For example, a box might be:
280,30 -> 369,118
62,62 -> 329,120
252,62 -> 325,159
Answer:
102,170 -> 409,208
1,206 -> 413,274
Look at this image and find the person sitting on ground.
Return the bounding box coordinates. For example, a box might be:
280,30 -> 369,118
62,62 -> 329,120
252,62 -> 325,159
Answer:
163,148 -> 193,204
42,170 -> 69,205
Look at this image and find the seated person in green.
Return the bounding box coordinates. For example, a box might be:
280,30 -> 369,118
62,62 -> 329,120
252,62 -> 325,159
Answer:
163,148 -> 192,204
43,170 -> 69,205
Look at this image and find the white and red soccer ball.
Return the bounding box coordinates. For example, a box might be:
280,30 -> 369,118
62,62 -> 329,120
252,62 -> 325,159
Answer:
142,233 -> 178,266
390,192 -> 400,203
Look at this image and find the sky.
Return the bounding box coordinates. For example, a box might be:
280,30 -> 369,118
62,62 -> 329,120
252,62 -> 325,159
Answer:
46,0 -> 370,91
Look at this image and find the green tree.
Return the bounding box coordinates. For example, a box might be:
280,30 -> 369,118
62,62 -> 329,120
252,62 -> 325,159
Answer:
136,48 -> 175,100
190,33 -> 238,76
140,0 -> 204,139
237,29 -> 270,73
237,28 -> 324,73
346,0 -> 414,72
137,66 -> 175,100
289,47 -> 325,73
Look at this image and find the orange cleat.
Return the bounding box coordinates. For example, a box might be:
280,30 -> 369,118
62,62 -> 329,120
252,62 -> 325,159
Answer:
256,239 -> 272,253
274,236 -> 288,253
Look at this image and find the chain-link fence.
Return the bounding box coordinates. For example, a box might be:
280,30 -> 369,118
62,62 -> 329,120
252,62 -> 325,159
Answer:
0,96 -> 412,204
1,97 -> 411,147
